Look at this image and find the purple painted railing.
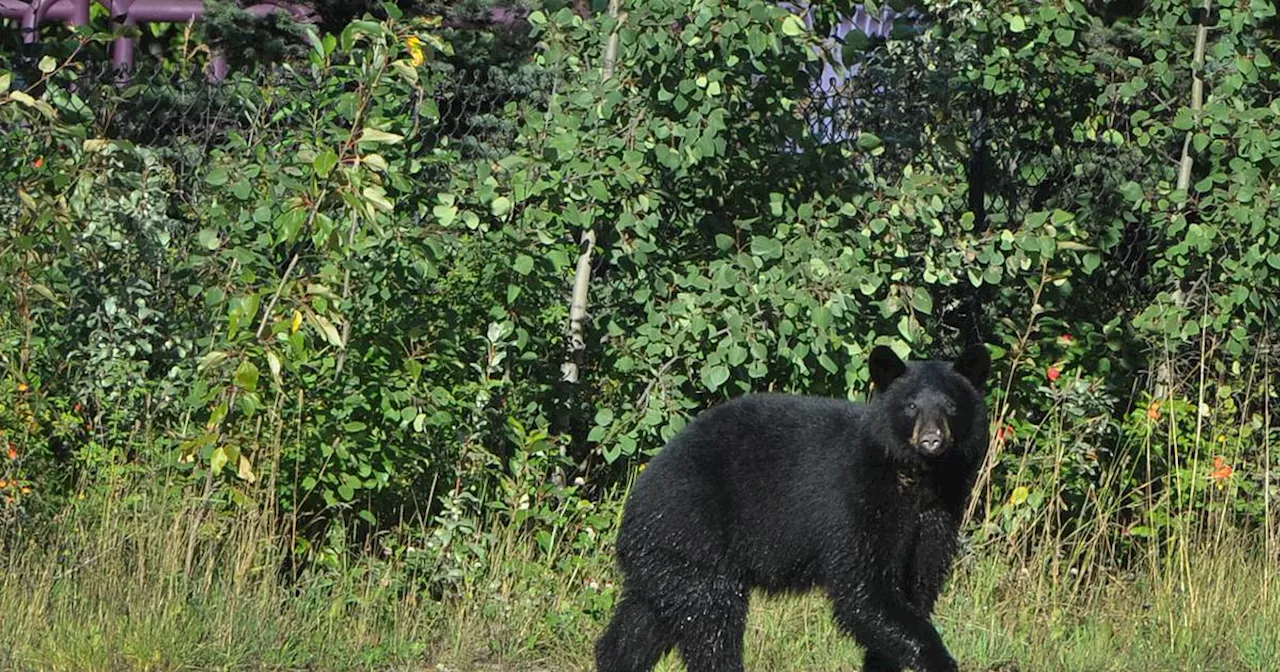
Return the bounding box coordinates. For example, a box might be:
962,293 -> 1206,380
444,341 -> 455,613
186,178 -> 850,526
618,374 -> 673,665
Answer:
0,0 -> 316,81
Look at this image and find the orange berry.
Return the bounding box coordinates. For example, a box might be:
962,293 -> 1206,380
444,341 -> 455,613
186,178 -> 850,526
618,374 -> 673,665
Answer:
1210,456 -> 1233,482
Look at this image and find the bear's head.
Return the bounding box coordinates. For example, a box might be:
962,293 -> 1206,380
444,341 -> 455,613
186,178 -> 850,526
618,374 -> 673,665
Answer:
867,344 -> 991,461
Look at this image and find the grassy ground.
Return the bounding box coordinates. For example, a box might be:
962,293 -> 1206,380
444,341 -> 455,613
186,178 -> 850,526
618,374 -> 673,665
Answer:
2,490 -> 1276,672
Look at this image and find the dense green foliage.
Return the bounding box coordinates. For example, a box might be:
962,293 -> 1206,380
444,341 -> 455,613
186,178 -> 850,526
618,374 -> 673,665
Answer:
2,0 -> 1278,600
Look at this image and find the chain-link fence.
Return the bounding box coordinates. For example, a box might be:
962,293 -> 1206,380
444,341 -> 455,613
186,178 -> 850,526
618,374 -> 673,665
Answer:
3,54 -> 540,172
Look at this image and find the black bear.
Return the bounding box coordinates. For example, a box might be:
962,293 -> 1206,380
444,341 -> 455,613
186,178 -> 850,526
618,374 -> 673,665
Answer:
596,344 -> 991,672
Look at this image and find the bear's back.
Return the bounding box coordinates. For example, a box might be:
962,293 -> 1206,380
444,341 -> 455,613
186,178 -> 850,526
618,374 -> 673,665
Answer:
618,394 -> 865,591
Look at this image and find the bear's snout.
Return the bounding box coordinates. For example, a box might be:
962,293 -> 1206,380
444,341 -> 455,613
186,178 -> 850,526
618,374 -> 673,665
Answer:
917,430 -> 945,454
912,415 -> 952,456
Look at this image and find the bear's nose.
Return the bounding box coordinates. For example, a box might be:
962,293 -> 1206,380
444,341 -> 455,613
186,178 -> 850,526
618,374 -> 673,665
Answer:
918,432 -> 944,454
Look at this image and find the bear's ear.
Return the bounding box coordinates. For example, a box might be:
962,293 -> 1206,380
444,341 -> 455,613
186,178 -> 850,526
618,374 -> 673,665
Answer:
869,345 -> 907,391
953,344 -> 991,389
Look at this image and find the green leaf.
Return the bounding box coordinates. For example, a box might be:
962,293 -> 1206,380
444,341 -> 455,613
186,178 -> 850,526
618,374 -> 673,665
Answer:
857,133 -> 882,150
9,91 -> 55,119
702,364 -> 730,391
208,402 -> 228,428
781,14 -> 806,37
1083,252 -> 1101,273
1119,181 -> 1144,203
37,56 -> 57,74
1010,486 -> 1030,506
29,282 -> 64,307
513,255 -> 534,275
314,149 -> 339,178
266,350 -> 283,386
310,313 -> 344,347
897,315 -> 914,343
750,236 -> 783,260
205,168 -> 229,186
234,360 -> 260,392
362,185 -> 394,212
275,208 -> 308,243
359,128 -> 404,145
812,306 -> 833,330
197,229 -> 221,250
911,289 -> 933,315
492,195 -> 512,217
198,351 -> 230,372
237,455 -> 256,483
1006,14 -> 1027,32
433,202 -> 458,227
391,59 -> 418,83
210,445 -> 228,474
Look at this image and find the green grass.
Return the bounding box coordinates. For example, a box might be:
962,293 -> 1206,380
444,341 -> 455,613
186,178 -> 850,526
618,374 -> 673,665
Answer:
2,489 -> 1276,672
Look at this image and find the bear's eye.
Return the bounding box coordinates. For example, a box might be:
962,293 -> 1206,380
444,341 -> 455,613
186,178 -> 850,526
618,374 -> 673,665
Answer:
907,402 -> 918,413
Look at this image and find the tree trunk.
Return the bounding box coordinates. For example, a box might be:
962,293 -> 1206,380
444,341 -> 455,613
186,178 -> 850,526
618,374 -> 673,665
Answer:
1157,0 -> 1211,398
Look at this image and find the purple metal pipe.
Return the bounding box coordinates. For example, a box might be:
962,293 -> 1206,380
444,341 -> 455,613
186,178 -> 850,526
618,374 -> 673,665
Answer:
5,0 -> 38,43
0,0 -> 310,24
102,0 -> 200,23
2,0 -> 313,60
246,2 -> 315,22
1,0 -> 84,41
110,0 -> 134,76
0,0 -> 89,23
70,0 -> 87,25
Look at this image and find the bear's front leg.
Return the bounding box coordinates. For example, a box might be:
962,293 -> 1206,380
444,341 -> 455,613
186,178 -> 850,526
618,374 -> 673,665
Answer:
825,554 -> 958,672
907,509 -> 961,617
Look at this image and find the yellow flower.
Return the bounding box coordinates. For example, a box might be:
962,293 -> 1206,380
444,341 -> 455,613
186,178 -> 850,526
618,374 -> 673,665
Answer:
406,36 -> 425,67
291,310 -> 303,334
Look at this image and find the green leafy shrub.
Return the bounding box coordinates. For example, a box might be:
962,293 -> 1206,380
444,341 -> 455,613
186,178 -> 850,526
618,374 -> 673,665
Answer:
2,0 -> 1277,591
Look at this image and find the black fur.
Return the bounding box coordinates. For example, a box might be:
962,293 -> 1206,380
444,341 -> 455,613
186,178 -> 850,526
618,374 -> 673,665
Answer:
596,345 -> 991,672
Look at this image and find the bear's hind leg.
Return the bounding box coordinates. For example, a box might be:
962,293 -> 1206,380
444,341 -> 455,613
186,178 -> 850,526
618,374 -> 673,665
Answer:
596,594 -> 675,672
862,650 -> 903,672
670,573 -> 749,672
